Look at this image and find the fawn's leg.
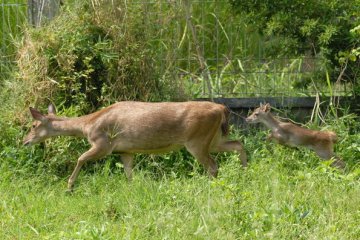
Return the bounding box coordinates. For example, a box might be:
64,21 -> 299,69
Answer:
314,147 -> 345,169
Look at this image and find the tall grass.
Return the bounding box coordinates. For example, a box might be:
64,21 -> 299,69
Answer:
0,113 -> 359,239
0,0 -> 26,82
128,0 -> 351,98
0,1 -> 358,239
2,0 -> 354,99
1,72 -> 359,239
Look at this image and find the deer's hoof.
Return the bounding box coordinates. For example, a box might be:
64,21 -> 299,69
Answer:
331,160 -> 346,170
65,188 -> 74,195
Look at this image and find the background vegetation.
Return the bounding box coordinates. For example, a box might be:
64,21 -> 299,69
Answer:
0,0 -> 27,82
5,0 -> 358,119
230,0 -> 360,94
1,113 -> 359,239
0,0 -> 359,239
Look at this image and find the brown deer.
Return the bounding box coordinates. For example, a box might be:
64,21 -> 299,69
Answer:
23,101 -> 247,191
246,103 -> 345,168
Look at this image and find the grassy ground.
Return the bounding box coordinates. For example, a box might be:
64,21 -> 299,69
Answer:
1,1 -> 358,238
1,127 -> 359,239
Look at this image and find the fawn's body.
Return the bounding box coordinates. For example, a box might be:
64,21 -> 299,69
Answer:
24,101 -> 247,191
246,103 -> 344,168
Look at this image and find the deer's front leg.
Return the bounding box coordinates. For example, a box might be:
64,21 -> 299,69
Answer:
266,133 -> 274,141
269,131 -> 288,146
67,146 -> 110,191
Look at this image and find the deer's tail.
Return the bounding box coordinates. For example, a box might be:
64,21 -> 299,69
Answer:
221,106 -> 230,137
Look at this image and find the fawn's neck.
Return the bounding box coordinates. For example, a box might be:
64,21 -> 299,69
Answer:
261,113 -> 281,130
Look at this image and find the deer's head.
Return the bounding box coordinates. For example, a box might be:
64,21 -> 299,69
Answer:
246,103 -> 271,124
23,104 -> 57,146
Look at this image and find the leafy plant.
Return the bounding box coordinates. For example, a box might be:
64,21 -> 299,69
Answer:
0,0 -> 27,83
16,0 -> 176,115
229,0 -> 360,93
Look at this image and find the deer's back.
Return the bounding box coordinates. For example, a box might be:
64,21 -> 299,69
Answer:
279,122 -> 337,146
83,101 -> 226,150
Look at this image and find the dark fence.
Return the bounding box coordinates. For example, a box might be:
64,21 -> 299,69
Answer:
203,96 -> 360,128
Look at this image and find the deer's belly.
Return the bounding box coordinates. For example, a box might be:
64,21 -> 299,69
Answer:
113,141 -> 183,154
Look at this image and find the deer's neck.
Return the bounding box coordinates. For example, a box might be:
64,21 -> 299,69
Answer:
51,117 -> 87,138
261,113 -> 281,130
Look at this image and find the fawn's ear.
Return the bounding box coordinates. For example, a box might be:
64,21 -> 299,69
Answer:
264,103 -> 271,112
29,107 -> 47,122
48,104 -> 56,116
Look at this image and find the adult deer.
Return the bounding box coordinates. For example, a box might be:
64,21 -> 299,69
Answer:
24,101 -> 247,191
246,103 -> 345,168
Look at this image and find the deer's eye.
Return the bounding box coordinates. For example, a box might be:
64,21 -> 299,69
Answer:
32,124 -> 36,128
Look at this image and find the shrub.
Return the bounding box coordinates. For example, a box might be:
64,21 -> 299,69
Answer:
17,0 -> 180,116
229,0 -> 360,93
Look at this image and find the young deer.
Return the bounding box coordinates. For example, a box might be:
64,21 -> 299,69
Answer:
246,103 -> 345,168
24,101 -> 247,191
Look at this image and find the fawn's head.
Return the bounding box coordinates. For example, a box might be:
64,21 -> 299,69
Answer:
23,104 -> 57,146
246,103 -> 271,123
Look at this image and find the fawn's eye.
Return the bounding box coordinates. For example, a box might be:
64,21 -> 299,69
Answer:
32,124 -> 36,128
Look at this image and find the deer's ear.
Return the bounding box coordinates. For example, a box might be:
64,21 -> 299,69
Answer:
29,107 -> 47,122
264,103 -> 271,112
48,104 -> 56,115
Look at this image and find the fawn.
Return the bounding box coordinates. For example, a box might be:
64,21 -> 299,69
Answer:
246,103 -> 345,168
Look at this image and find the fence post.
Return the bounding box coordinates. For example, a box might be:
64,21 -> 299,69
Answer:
27,0 -> 61,27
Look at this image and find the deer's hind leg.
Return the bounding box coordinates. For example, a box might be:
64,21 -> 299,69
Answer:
186,146 -> 218,177
121,153 -> 134,180
211,140 -> 248,167
314,144 -> 345,169
185,139 -> 218,177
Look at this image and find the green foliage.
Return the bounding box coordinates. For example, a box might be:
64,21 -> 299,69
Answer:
17,0 -> 177,114
0,0 -> 27,83
1,57 -> 359,238
1,114 -> 359,239
1,2 -> 359,237
229,0 -> 360,93
7,0 -> 354,101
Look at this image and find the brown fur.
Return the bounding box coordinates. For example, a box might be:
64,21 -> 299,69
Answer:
221,106 -> 230,136
24,101 -> 247,191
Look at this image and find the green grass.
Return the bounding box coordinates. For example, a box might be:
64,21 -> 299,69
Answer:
0,1 -> 358,238
0,0 -> 27,82
1,129 -> 359,239
0,75 -> 359,239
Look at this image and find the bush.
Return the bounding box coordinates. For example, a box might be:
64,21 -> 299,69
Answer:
229,0 -> 360,93
17,0 -> 181,115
